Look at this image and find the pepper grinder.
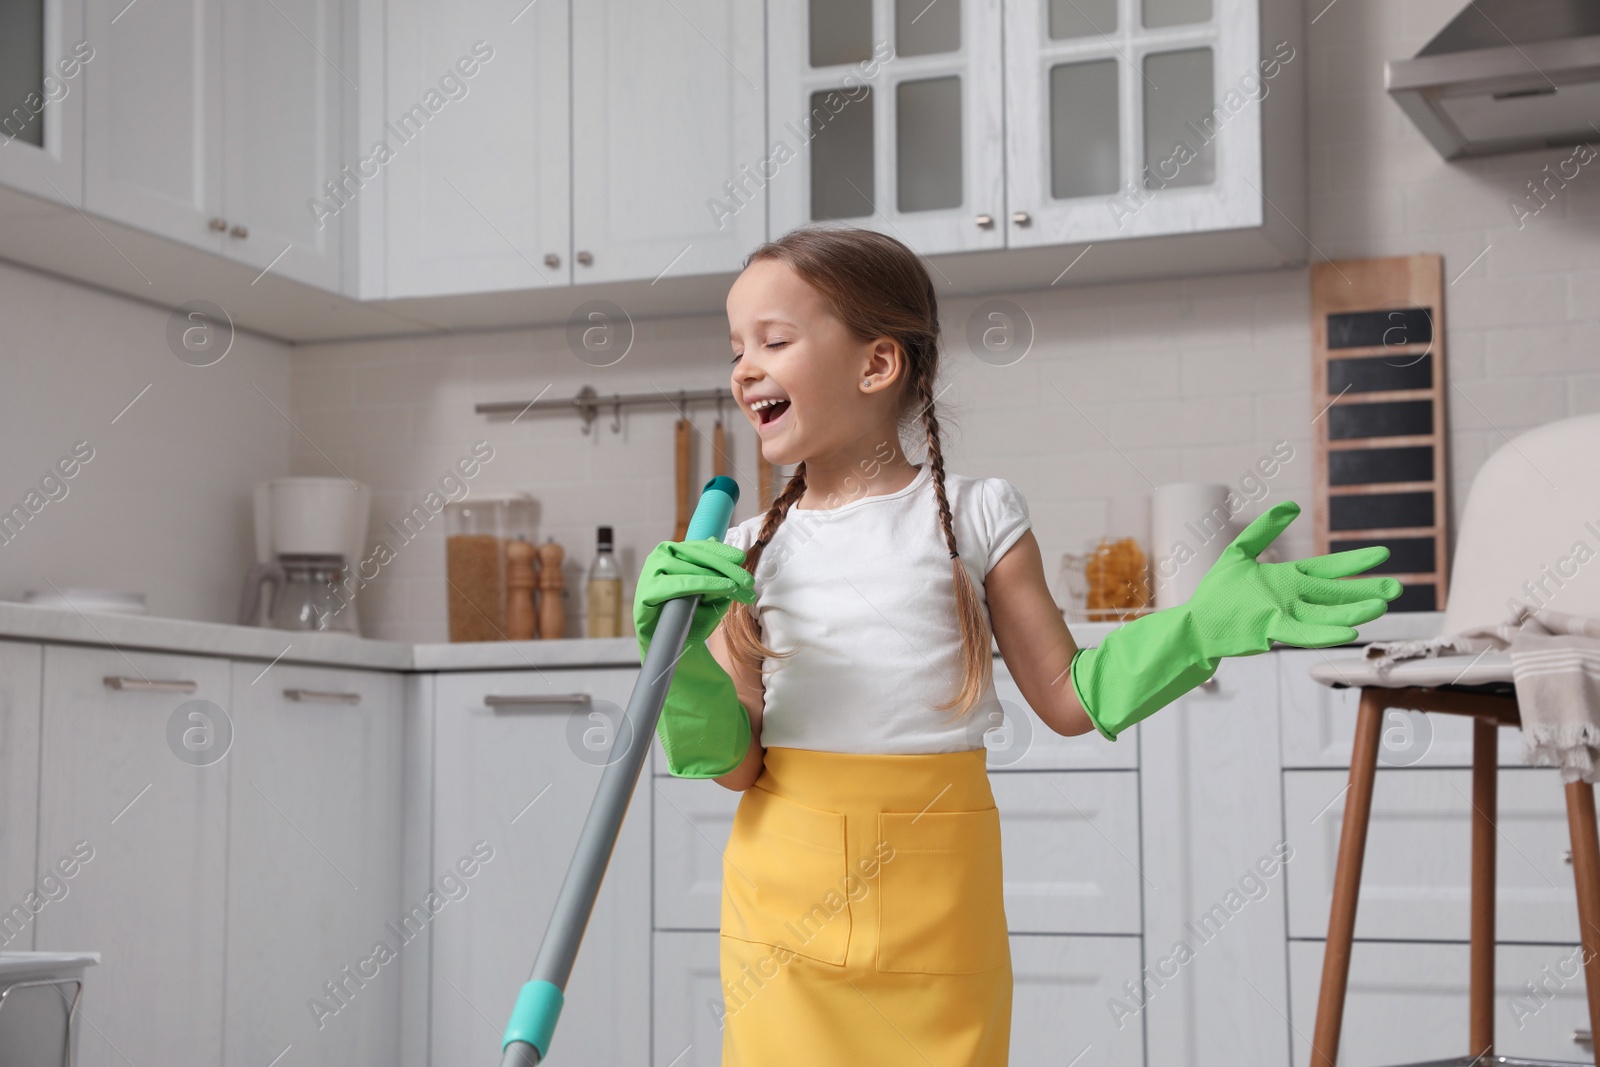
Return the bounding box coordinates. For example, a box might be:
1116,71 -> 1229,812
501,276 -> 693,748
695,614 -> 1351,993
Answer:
505,537 -> 537,641
536,538 -> 566,639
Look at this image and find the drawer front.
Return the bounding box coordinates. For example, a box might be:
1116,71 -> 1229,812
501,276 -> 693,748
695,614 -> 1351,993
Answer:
1284,767 -> 1592,943
652,930 -> 724,1067
1011,934 -> 1146,1067
1289,939 -> 1599,1066
1278,648 -> 1524,768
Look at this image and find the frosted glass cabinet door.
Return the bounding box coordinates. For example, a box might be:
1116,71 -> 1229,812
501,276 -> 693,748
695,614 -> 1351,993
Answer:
0,0 -> 86,202
1003,0 -> 1266,247
767,0 -> 1005,255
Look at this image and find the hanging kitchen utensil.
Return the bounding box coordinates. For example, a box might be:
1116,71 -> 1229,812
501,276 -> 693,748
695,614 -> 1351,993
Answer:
712,394 -> 728,479
673,393 -> 692,540
757,438 -> 774,510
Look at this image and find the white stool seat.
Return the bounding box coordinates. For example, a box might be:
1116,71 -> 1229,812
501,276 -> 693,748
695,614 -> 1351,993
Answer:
1309,650 -> 1514,690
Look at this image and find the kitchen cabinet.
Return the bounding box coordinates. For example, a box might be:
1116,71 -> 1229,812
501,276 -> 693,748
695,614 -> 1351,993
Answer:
81,0 -> 345,290
1284,766 -> 1597,946
222,662 -> 404,1067
571,0 -> 768,284
1010,934 -> 1146,1066
0,641 -> 42,946
428,668 -> 650,1066
1288,940 -> 1599,1066
653,930 -> 724,1067
382,0 -> 568,298
0,0 -> 87,203
34,645 -> 231,1067
766,0 -> 1007,255
653,776 -> 741,931
1139,654 -> 1293,1067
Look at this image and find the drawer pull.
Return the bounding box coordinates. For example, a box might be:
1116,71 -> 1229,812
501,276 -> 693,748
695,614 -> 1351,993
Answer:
1564,849 -> 1574,864
485,693 -> 592,710
283,688 -> 362,705
1576,1028 -> 1592,1045
103,676 -> 197,693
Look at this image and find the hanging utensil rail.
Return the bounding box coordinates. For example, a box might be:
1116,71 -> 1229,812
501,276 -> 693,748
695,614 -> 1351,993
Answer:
475,385 -> 732,435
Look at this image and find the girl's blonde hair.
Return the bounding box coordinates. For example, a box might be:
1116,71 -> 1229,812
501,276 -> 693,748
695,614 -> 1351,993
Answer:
721,225 -> 992,720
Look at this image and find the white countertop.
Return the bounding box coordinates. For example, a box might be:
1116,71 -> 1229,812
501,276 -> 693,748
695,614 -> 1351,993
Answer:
0,600 -> 1446,673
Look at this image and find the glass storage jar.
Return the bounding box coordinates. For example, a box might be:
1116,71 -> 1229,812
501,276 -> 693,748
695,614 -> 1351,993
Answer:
444,493 -> 535,641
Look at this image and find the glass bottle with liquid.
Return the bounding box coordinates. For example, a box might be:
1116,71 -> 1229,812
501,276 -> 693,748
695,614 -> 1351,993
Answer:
585,526 -> 623,638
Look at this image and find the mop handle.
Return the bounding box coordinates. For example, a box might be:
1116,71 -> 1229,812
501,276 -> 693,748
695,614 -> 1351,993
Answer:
500,475 -> 740,1067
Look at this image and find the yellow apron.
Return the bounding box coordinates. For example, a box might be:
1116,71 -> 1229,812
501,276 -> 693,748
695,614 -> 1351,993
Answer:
719,745 -> 1012,1066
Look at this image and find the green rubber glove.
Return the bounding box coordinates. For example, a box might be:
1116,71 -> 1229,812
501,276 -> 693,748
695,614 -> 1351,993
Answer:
635,539 -> 756,778
1070,500 -> 1403,740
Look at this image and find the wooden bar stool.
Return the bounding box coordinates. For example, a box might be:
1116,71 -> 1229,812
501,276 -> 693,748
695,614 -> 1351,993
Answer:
1307,413 -> 1600,1066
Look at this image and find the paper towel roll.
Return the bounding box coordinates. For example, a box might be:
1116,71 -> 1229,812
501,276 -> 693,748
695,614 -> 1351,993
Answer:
1150,483 -> 1236,608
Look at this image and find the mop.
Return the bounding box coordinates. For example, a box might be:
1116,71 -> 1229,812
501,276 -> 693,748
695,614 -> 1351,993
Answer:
499,475 -> 740,1066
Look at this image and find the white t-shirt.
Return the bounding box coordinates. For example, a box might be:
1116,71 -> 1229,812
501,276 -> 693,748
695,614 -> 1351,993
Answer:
722,463 -> 1032,754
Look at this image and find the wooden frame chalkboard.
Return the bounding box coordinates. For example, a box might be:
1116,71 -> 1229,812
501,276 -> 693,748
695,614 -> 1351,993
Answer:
1311,254 -> 1450,613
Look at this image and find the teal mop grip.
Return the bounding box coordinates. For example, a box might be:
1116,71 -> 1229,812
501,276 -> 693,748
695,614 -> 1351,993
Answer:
685,475 -> 739,541
502,980 -> 562,1056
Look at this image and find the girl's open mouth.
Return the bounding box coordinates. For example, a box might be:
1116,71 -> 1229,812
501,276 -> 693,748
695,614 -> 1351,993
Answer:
754,399 -> 791,430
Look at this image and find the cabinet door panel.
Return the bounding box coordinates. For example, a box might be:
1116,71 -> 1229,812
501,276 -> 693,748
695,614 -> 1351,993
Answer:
1140,654 -> 1293,1067
0,640 -> 42,945
992,771 -> 1143,934
571,0 -> 765,283
1284,767 -> 1595,944
0,0 -> 87,202
220,0 -> 344,289
1009,934 -> 1145,1066
1288,939 -> 1600,1066
430,668 -> 649,1065
653,776 -> 740,931
384,0 -> 568,297
767,0 -> 1005,254
652,930 -> 723,1067
991,662 -> 1139,771
223,663 -> 403,1067
83,0 -> 223,251
35,645 -> 229,1067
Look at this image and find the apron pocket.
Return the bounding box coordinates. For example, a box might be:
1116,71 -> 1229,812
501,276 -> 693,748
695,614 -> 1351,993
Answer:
721,786 -> 851,966
876,806 -> 1009,974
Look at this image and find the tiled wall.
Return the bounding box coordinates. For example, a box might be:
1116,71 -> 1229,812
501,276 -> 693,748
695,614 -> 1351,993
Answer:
292,0 -> 1599,643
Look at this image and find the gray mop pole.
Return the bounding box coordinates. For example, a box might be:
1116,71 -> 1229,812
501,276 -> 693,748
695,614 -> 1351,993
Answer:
499,475 -> 740,1066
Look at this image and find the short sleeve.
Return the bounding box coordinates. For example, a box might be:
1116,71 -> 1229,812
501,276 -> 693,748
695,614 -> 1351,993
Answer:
982,478 -> 1032,575
722,515 -> 761,554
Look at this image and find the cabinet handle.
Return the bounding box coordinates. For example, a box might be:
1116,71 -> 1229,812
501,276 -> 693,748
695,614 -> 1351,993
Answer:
485,693 -> 592,711
1011,211 -> 1032,227
1200,677 -> 1219,690
544,253 -> 561,268
103,675 -> 197,693
1576,1028 -> 1592,1045
576,251 -> 593,267
283,688 -> 362,705
1565,849 -> 1574,864
208,217 -> 228,232
975,214 -> 994,229
229,224 -> 249,239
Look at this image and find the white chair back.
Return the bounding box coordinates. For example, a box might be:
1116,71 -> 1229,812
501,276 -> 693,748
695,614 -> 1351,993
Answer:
1443,413 -> 1600,634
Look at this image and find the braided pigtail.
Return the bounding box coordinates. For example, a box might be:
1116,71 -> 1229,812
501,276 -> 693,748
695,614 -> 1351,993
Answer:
913,370 -> 994,720
721,463 -> 808,674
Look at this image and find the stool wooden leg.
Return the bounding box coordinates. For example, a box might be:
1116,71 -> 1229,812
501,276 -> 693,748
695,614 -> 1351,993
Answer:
1565,779 -> 1600,1051
1469,717 -> 1496,1059
1311,688 -> 1385,1067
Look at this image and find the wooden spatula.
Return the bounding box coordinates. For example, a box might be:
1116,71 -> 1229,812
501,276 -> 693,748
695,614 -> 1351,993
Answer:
674,416 -> 691,541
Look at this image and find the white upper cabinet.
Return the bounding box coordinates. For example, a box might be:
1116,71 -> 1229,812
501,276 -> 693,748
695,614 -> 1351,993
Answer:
83,0 -> 223,254
1003,0 -> 1291,247
571,0 -> 767,284
219,0 -> 346,290
383,0 -> 569,298
0,0 -> 87,203
81,0 -> 344,289
767,0 -> 1007,254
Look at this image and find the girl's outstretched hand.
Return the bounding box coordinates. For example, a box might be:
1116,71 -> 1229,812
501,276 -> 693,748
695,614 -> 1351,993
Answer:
1186,500 -> 1404,656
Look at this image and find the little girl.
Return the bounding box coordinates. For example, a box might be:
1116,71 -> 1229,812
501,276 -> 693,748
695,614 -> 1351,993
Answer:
633,226 -> 1401,1065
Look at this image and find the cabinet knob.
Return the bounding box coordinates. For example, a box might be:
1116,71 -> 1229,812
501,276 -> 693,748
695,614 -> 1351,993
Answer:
975,214 -> 994,229
208,217 -> 227,232
544,253 -> 561,268
576,251 -> 593,267
229,224 -> 249,239
1011,211 -> 1032,227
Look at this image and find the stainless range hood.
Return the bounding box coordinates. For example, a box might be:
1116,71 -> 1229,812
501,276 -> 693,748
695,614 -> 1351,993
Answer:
1386,0 -> 1600,159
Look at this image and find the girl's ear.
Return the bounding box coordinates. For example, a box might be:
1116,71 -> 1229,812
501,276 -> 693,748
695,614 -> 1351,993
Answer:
860,337 -> 904,393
